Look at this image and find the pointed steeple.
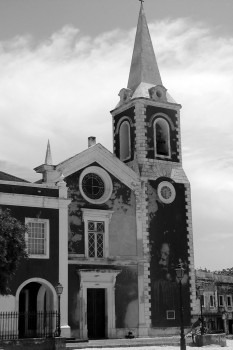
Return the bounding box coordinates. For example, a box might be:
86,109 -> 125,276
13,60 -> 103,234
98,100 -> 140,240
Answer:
127,3 -> 162,93
45,140 -> 53,165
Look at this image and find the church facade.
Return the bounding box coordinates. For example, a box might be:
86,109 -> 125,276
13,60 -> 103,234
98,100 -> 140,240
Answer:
0,3 -> 196,339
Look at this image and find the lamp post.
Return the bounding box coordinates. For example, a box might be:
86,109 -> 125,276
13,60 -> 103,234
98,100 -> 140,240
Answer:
175,266 -> 186,350
55,282 -> 63,337
198,286 -> 205,335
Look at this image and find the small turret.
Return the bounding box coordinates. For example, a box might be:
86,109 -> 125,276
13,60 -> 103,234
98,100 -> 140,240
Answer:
45,140 -> 53,165
34,140 -> 57,183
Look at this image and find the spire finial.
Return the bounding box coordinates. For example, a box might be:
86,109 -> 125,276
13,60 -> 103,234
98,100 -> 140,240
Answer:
139,0 -> 144,3
45,139 -> 53,165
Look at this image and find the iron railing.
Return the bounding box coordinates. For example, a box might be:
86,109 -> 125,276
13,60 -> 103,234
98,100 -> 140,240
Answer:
0,311 -> 58,340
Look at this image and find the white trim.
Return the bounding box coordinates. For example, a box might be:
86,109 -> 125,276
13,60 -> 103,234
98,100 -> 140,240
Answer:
79,166 -> 113,205
119,120 -> 131,161
0,192 -> 70,209
59,200 -> 70,337
110,97 -> 181,116
166,310 -> 175,320
157,181 -> 176,204
0,180 -> 57,189
78,269 -> 121,339
37,285 -> 54,313
68,258 -> 139,265
148,112 -> 175,130
115,116 -> 133,134
15,278 -> 57,312
25,218 -> 50,259
81,209 -> 113,259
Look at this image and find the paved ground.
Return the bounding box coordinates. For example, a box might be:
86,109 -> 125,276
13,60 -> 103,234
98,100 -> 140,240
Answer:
66,338 -> 233,349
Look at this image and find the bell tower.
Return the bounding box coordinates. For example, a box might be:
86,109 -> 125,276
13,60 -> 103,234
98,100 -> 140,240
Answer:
111,3 -> 182,170
111,2 -> 196,332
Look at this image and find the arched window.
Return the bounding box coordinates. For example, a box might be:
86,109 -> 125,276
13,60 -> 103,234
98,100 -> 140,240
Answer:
154,118 -> 170,157
119,121 -> 131,161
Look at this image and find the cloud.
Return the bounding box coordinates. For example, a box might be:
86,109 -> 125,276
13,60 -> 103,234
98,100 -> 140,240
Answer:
0,25 -> 134,179
0,17 -> 233,269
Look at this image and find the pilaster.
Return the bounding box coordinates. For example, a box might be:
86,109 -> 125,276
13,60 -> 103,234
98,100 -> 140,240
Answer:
58,178 -> 71,338
175,109 -> 182,164
134,102 -> 147,165
184,183 -> 196,320
141,181 -> 151,328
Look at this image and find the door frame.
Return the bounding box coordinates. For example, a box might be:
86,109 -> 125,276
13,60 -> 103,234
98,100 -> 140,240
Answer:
78,269 -> 121,339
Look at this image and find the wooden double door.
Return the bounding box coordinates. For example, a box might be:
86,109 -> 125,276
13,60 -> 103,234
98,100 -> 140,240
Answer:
87,288 -> 106,339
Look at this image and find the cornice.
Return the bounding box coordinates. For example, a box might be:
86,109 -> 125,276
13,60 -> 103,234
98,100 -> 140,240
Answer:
0,192 -> 71,209
0,180 -> 57,189
110,97 -> 181,115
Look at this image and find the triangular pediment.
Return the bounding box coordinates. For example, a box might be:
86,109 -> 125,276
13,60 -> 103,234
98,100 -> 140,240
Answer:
46,144 -> 140,190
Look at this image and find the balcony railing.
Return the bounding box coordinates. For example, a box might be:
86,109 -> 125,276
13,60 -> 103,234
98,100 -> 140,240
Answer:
0,311 -> 58,340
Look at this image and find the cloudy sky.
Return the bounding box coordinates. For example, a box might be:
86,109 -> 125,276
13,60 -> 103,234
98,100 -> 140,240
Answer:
0,0 -> 233,271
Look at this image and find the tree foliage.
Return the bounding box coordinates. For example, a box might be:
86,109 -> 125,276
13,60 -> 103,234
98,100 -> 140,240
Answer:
214,267 -> 233,276
0,209 -> 28,295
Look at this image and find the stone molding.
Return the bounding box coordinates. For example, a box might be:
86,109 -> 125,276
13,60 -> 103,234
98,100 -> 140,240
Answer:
37,144 -> 140,191
111,97 -> 181,116
184,183 -> 196,319
0,192 -> 71,209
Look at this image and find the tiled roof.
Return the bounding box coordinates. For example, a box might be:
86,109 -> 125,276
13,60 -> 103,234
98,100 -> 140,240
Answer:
0,171 -> 29,183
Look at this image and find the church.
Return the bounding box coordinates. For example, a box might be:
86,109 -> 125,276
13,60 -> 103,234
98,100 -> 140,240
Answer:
0,3 -> 196,339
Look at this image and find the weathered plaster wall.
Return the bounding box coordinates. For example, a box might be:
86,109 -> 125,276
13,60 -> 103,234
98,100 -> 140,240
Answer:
68,265 -> 81,338
108,183 -> 137,256
147,178 -> 191,327
115,265 -> 138,329
68,264 -> 138,336
66,164 -> 137,257
0,295 -> 16,312
0,205 -> 59,295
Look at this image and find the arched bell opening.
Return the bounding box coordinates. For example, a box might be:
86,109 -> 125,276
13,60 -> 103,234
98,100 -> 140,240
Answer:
154,118 -> 171,158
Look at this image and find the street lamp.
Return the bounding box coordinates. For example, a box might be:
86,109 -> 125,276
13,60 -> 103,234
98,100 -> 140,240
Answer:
55,282 -> 63,337
198,286 -> 205,335
175,265 -> 186,350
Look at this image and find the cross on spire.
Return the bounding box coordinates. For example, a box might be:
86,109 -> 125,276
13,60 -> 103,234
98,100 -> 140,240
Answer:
139,0 -> 144,3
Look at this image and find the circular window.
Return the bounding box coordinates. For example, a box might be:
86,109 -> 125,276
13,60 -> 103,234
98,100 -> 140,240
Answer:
82,173 -> 104,200
79,166 -> 113,204
157,181 -> 176,204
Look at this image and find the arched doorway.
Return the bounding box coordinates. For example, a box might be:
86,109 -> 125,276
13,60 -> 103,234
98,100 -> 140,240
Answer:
17,279 -> 56,338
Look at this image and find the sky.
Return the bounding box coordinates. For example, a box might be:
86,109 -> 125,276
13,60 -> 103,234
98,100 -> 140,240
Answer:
0,0 -> 233,271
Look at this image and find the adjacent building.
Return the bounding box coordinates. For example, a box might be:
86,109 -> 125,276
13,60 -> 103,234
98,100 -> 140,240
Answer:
196,269 -> 233,335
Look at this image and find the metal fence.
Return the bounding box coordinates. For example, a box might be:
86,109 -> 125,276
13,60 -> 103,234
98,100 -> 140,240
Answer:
0,311 -> 58,340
